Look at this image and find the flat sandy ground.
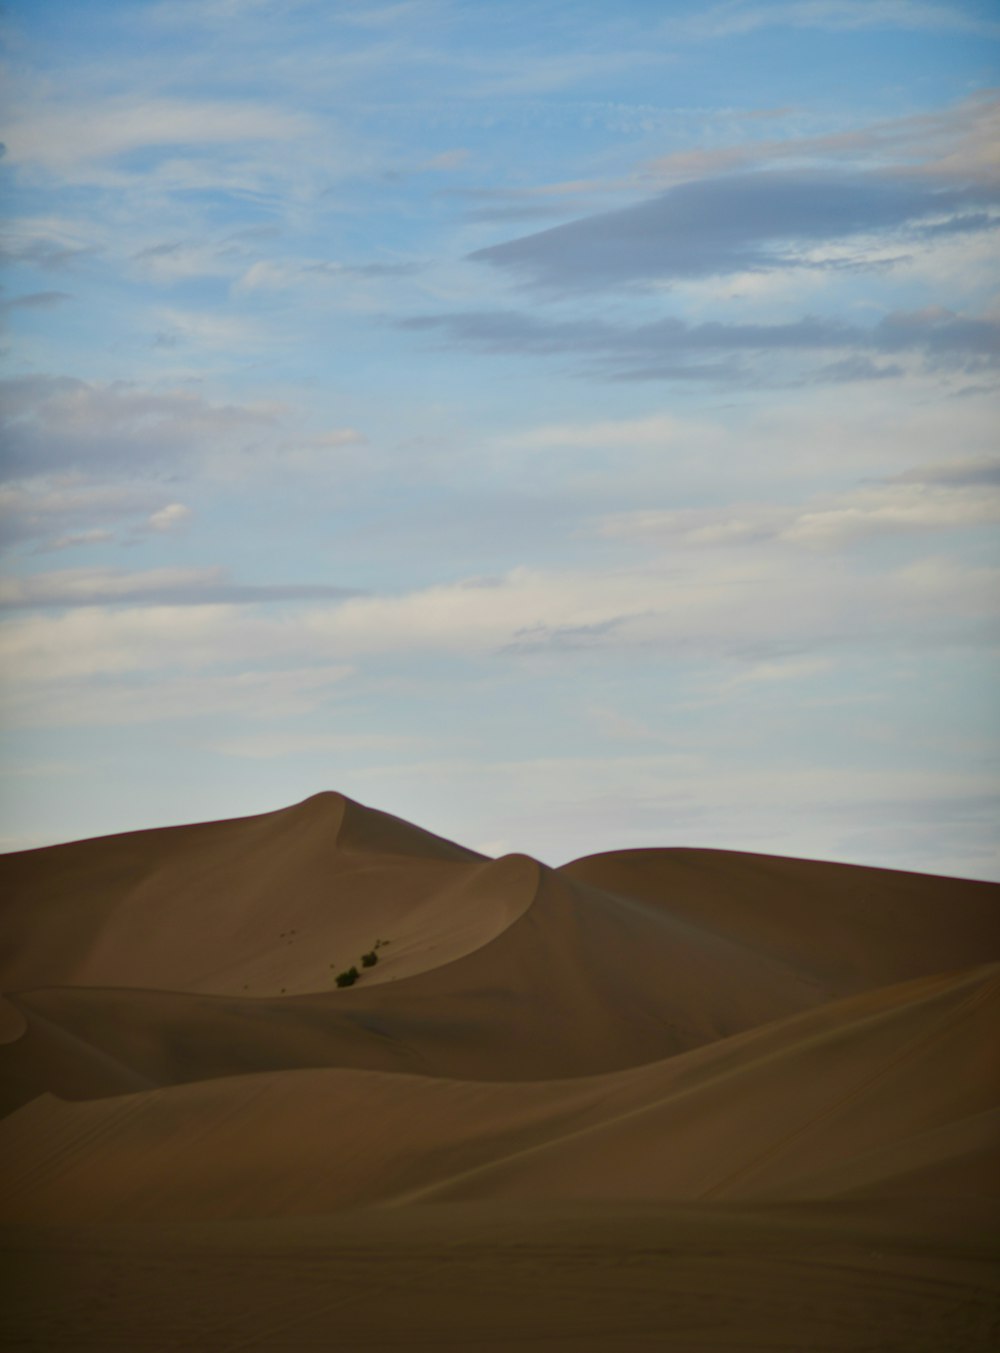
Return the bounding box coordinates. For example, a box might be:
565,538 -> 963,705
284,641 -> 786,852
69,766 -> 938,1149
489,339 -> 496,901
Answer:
5,1203 -> 999,1352
2,792 -> 998,1350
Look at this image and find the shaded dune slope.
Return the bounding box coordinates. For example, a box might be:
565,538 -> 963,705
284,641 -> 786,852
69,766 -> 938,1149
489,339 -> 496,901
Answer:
563,846 -> 1000,991
0,964 -> 996,1224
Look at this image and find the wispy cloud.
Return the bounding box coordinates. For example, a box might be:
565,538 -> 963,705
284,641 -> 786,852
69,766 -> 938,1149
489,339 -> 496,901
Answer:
233,256 -> 423,295
403,303 -> 1000,384
0,215 -> 104,271
3,547 -> 995,702
0,565 -> 363,610
718,654 -> 835,687
1,480 -> 175,550
0,376 -> 282,481
45,529 -> 116,553
599,471 -> 1000,549
146,503 -> 193,534
3,664 -> 355,729
0,290 -> 73,313
645,93 -> 1000,187
2,95 -> 314,176
682,1 -> 1000,39
0,374 -> 372,555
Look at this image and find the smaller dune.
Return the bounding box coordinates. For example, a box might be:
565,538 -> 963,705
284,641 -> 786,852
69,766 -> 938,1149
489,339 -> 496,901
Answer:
1,963 -> 995,1225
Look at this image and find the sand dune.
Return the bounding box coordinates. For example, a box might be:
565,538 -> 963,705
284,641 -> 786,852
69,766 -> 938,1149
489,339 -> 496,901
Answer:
4,794 -> 998,1116
5,793 -> 995,1005
0,856 -> 832,1110
1,964 -> 996,1224
2,792 -> 998,1349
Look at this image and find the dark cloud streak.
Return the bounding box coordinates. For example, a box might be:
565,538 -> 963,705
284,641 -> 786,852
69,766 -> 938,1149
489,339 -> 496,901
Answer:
0,291 -> 74,312
402,305 -> 1000,384
468,169 -> 999,291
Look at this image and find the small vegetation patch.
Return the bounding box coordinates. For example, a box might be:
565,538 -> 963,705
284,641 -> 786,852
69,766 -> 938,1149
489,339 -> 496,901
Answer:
333,940 -> 388,987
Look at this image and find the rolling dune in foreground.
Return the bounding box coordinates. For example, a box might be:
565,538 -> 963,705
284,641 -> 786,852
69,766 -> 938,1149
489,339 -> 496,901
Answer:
1,792 -> 998,1350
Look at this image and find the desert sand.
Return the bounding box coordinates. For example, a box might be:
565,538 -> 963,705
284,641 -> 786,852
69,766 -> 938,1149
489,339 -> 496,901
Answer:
1,790 -> 998,1350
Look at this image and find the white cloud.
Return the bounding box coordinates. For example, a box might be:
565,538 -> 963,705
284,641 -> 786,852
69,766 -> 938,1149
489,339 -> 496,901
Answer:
45,528 -> 116,552
720,655 -> 834,688
501,412 -> 703,451
0,479 -> 175,549
496,393 -> 1000,504
600,478 -> 1000,550
2,664 -> 354,729
146,503 -> 192,533
2,95 -> 314,175
0,604 -> 245,682
233,260 -> 298,293
785,483 -> 1000,545
153,308 -> 266,351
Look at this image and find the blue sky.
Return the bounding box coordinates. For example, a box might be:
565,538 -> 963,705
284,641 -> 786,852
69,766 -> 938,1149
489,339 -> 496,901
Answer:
2,0 -> 998,877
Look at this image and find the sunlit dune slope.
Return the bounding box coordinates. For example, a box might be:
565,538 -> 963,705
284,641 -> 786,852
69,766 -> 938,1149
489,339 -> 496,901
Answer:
0,963 -> 995,1224
0,792 -> 542,997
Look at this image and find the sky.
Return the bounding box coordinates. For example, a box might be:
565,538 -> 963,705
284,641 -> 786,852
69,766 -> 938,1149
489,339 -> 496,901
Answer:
1,0 -> 998,877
